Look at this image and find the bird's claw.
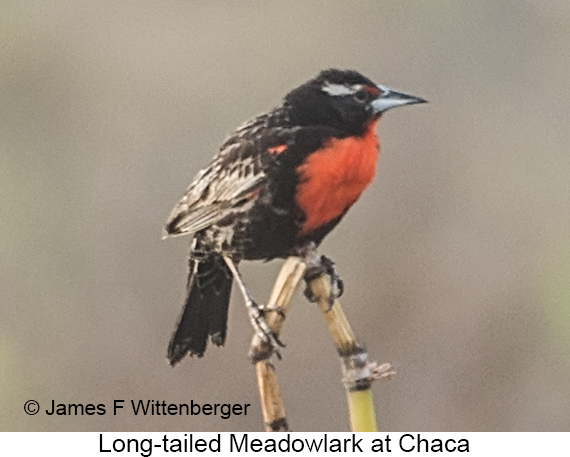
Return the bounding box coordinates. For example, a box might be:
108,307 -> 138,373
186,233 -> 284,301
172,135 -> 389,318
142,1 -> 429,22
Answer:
303,255 -> 344,309
248,301 -> 285,359
260,304 -> 286,320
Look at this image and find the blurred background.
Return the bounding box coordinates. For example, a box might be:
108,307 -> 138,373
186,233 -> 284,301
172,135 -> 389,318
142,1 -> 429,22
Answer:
2,0 -> 570,432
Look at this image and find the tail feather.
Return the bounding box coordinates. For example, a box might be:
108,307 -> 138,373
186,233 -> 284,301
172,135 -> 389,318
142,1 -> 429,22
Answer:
167,256 -> 233,366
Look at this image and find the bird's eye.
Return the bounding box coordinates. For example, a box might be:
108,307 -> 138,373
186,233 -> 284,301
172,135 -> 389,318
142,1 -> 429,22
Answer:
352,90 -> 368,103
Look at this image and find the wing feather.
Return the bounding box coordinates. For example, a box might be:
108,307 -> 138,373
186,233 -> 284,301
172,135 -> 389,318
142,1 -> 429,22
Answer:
163,142 -> 267,237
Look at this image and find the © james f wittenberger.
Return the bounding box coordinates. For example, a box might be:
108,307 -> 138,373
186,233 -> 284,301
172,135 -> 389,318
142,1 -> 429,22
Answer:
42,399 -> 250,419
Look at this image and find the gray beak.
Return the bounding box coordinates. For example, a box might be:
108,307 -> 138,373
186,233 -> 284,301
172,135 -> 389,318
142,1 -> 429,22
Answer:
371,84 -> 427,114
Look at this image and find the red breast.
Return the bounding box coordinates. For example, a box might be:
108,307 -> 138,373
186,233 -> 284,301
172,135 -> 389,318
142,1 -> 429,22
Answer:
295,120 -> 380,237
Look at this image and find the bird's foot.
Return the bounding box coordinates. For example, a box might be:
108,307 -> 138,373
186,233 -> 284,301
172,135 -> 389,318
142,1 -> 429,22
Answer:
259,304 -> 286,319
247,299 -> 285,359
303,254 -> 344,309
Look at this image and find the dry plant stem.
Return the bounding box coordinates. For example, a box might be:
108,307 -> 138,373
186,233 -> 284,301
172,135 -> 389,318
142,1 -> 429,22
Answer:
255,362 -> 288,432
251,255 -> 393,432
307,273 -> 394,432
250,256 -> 306,432
249,257 -> 307,361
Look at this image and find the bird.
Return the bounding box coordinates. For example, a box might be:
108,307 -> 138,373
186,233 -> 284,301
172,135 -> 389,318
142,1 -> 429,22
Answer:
163,69 -> 426,366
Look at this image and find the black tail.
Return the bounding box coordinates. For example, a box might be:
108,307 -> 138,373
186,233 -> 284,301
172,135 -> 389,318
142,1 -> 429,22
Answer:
167,256 -> 233,366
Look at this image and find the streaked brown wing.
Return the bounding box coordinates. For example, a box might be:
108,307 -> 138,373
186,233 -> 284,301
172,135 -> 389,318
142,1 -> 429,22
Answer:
163,142 -> 267,237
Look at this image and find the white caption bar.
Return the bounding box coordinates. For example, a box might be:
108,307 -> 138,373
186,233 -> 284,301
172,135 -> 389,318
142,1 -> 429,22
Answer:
1,432 -> 568,456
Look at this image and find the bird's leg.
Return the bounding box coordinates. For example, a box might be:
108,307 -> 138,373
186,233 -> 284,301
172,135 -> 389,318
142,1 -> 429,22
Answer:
298,243 -> 344,308
223,256 -> 284,358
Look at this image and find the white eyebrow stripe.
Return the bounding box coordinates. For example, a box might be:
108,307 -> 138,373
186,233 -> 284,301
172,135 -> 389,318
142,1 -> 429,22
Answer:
321,82 -> 363,96
376,84 -> 391,95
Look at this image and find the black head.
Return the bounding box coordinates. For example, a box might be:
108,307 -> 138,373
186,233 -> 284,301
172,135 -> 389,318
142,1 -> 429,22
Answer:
284,69 -> 426,137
